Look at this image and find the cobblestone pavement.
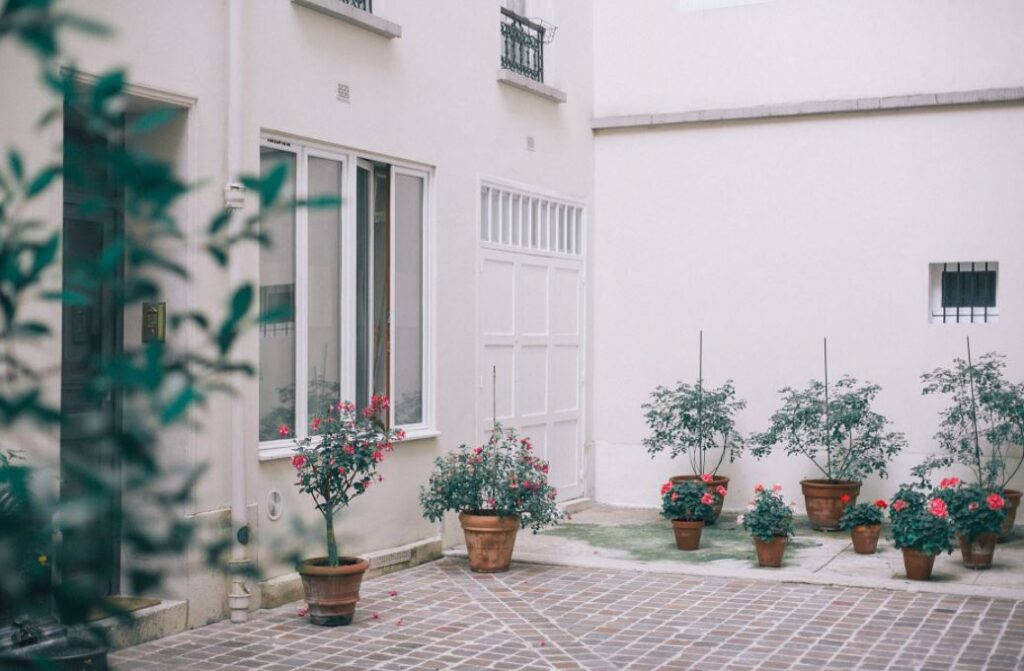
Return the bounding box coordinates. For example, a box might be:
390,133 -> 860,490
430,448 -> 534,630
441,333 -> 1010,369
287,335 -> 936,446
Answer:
111,558 -> 1024,671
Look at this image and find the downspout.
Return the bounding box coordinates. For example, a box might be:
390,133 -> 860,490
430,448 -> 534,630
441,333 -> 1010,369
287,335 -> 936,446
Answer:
225,0 -> 250,624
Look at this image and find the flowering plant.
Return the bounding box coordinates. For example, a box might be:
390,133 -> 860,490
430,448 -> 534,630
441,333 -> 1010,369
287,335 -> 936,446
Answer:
738,485 -> 795,541
889,486 -> 954,555
660,480 -> 719,522
839,500 -> 887,530
420,427 -> 564,532
752,377 -> 906,482
287,395 -> 404,567
642,380 -> 746,476
933,481 -> 1006,541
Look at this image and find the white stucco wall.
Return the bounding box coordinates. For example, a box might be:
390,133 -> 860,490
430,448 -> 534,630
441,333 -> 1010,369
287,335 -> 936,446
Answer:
591,0 -> 1024,510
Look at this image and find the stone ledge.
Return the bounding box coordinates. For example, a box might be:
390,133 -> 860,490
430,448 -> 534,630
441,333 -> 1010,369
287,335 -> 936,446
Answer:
497,69 -> 567,104
593,85 -> 1024,130
291,0 -> 401,39
83,600 -> 188,651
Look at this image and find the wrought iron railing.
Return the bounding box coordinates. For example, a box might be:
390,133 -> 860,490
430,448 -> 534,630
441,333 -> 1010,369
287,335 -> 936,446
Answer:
341,0 -> 372,12
501,7 -> 545,82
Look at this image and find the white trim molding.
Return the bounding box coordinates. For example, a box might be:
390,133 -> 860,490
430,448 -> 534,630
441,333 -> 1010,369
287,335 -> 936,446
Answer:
497,69 -> 567,104
593,86 -> 1024,131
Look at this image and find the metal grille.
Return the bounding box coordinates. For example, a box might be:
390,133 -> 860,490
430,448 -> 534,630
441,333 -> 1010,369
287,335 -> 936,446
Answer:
936,262 -> 998,324
480,184 -> 583,256
341,0 -> 372,12
501,7 -> 545,82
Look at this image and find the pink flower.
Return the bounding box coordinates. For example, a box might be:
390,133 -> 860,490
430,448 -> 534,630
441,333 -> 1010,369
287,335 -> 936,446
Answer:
939,477 -> 961,490
487,497 -> 496,508
278,424 -> 291,437
736,514 -> 745,525
388,590 -> 399,597
344,445 -> 355,455
372,450 -> 384,462
754,484 -> 765,493
362,478 -> 371,489
311,417 -> 322,431
296,605 -> 308,617
291,455 -> 306,470
929,498 -> 948,518
660,482 -> 673,496
715,485 -> 727,496
371,613 -> 380,620
968,502 -> 979,512
747,503 -> 756,511
395,429 -> 406,441
987,493 -> 1006,511
700,493 -> 715,506
395,618 -> 404,626
473,447 -> 483,455
337,466 -> 346,475
892,499 -> 909,513
700,473 -> 713,483
671,492 -> 679,502
771,484 -> 783,492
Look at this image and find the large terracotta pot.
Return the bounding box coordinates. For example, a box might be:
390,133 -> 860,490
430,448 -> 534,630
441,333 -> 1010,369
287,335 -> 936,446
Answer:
670,474 -> 729,524
901,548 -> 936,581
671,519 -> 704,551
459,512 -> 520,573
752,535 -> 788,567
298,556 -> 369,626
958,532 -> 998,570
800,479 -> 861,531
998,489 -> 1021,542
851,524 -> 881,554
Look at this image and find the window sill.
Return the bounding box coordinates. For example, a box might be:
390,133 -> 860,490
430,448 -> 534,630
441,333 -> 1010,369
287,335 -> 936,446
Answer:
291,0 -> 402,39
496,69 -> 567,103
257,429 -> 439,462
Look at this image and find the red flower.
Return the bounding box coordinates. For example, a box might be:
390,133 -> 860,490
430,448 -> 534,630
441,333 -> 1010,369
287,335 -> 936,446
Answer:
771,483 -> 783,493
660,482 -> 673,496
310,417 -> 322,431
754,484 -> 765,493
928,498 -> 948,518
278,424 -> 291,438
968,502 -> 979,512
939,477 -> 961,490
670,492 -> 679,502
337,466 -> 346,475
291,455 -> 306,470
987,493 -> 1006,511
700,493 -> 715,506
892,499 -> 909,513
344,445 -> 355,455
700,473 -> 713,483
473,447 -> 483,455
372,450 -> 384,462
840,494 -> 851,504
388,590 -> 399,597
874,499 -> 887,509
715,485 -> 727,496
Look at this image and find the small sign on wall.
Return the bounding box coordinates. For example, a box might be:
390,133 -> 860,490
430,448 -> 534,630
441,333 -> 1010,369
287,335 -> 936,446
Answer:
142,302 -> 166,343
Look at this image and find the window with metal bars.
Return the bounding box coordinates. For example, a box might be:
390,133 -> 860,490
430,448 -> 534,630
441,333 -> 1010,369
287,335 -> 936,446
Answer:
480,183 -> 583,256
500,7 -> 545,83
929,262 -> 999,324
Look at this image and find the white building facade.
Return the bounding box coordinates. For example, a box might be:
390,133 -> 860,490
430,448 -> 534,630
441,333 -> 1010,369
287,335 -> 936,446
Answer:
1,0 -> 1021,633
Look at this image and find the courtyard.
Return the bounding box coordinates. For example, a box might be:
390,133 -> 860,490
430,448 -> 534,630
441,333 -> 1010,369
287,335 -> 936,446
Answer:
110,555 -> 1024,671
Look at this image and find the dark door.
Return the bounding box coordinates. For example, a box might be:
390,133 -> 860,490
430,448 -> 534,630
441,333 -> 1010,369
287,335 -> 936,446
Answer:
59,109 -> 123,597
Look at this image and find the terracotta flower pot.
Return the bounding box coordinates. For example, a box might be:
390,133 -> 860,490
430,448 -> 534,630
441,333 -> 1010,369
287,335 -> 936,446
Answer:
752,535 -> 788,567
998,489 -> 1021,542
850,524 -> 882,554
670,474 -> 729,524
671,519 -> 704,551
460,512 -> 520,573
958,532 -> 998,570
800,479 -> 861,531
298,556 -> 369,626
901,547 -> 936,581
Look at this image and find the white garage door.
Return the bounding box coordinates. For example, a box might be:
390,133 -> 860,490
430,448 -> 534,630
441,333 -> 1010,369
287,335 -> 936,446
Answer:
477,183 -> 585,501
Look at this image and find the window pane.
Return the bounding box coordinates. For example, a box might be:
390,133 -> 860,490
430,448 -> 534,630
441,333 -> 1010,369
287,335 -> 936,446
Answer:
357,165 -> 390,414
307,157 -> 342,424
259,148 -> 296,441
395,173 -> 424,425
356,167 -> 370,411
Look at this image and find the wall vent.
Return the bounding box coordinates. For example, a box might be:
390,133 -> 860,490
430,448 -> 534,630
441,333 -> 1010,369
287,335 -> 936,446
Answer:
337,83 -> 351,103
526,135 -> 535,151
368,548 -> 412,569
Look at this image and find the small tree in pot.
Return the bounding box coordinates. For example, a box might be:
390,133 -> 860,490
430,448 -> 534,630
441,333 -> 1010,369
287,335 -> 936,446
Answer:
753,374 -> 906,531
889,486 -> 954,581
420,427 -> 563,573
659,480 -> 719,551
287,396 -> 404,626
643,378 -> 746,523
918,346 -> 1024,541
933,478 -> 1006,570
738,485 -> 796,567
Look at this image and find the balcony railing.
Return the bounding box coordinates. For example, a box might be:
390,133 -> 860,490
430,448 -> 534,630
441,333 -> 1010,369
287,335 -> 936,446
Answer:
341,0 -> 372,12
500,7 -> 545,83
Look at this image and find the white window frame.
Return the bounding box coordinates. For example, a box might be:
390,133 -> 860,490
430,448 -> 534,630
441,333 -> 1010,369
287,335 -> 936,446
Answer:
928,261 -> 1000,325
258,135 -> 436,461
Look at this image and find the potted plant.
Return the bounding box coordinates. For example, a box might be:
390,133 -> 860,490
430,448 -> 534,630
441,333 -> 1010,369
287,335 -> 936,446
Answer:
839,499 -> 888,554
753,371 -> 906,530
919,346 -> 1024,542
642,341 -> 746,524
420,427 -> 563,573
738,485 -> 795,567
287,396 -> 404,626
889,486 -> 954,581
660,480 -> 719,550
934,478 -> 1006,569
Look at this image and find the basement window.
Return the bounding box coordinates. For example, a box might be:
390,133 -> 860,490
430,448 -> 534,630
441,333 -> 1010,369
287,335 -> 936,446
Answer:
929,262 -> 999,324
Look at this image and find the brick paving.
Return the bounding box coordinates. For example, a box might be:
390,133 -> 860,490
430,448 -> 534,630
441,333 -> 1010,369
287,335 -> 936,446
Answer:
110,558 -> 1024,671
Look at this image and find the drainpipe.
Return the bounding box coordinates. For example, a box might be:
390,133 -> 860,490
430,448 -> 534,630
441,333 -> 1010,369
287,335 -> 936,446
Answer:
225,0 -> 250,624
